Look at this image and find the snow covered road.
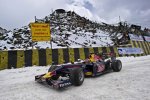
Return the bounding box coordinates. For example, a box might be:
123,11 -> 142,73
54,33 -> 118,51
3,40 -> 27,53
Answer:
0,56 -> 150,100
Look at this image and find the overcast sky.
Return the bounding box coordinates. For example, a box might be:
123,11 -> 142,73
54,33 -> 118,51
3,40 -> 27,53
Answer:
0,0 -> 150,30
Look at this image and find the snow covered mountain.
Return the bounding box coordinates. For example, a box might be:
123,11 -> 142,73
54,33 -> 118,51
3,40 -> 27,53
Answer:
0,9 -> 123,50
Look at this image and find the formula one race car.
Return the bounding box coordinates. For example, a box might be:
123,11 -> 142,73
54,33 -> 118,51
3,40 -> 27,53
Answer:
35,52 -> 122,89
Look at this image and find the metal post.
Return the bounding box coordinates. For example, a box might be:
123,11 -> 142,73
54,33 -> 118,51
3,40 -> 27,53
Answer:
35,16 -> 37,22
49,24 -> 52,49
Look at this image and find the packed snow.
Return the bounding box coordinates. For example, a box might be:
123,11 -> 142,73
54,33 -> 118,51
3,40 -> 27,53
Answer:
0,55 -> 150,100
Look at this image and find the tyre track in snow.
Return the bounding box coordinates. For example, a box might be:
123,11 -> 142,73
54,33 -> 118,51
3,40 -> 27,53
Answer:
0,56 -> 150,100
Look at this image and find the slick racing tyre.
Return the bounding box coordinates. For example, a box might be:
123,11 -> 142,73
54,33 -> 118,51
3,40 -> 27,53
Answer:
70,68 -> 84,86
111,60 -> 122,72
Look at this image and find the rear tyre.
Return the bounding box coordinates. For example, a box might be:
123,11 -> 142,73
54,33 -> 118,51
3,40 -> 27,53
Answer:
70,68 -> 84,86
111,60 -> 122,72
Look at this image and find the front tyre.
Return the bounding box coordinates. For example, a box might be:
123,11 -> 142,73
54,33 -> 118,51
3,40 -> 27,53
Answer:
111,60 -> 122,72
70,68 -> 84,86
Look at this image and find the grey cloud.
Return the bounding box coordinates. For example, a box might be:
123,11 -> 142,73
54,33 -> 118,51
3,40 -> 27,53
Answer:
0,0 -> 150,30
0,0 -> 69,30
92,0 -> 150,28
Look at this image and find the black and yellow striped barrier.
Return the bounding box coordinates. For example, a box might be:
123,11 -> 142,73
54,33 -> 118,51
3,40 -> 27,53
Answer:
130,41 -> 150,56
0,46 -> 117,70
0,51 -> 8,70
0,42 -> 150,70
118,41 -> 150,57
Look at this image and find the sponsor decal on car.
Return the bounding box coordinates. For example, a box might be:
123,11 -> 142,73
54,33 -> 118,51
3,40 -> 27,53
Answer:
59,82 -> 71,88
97,64 -> 105,72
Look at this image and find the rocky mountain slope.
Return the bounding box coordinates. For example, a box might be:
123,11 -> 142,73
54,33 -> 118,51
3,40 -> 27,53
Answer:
0,9 -> 126,50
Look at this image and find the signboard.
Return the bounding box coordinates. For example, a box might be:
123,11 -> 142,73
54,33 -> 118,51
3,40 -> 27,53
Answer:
118,47 -> 143,55
129,33 -> 144,41
144,36 -> 150,42
30,23 -> 51,41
